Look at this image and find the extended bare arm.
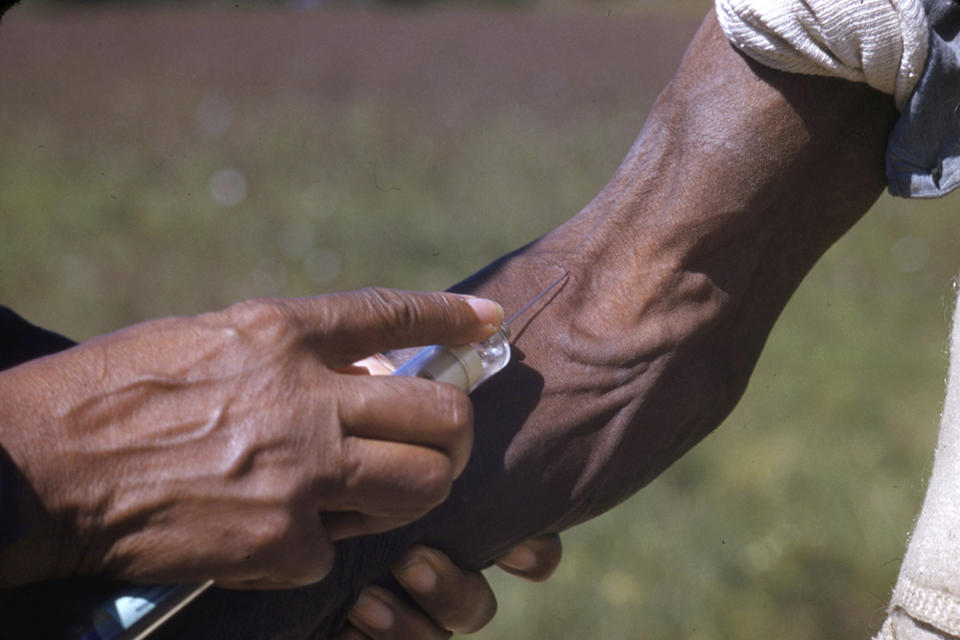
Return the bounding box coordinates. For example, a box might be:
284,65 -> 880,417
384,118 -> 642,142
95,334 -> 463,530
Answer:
420,7 -> 897,562
153,10 -> 901,638
1,9 -> 899,639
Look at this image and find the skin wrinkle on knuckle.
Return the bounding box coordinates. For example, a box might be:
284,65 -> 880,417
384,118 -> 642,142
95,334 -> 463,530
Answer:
424,384 -> 473,477
253,508 -> 330,584
334,375 -> 360,433
334,436 -> 364,495
414,453 -> 454,509
366,286 -> 461,342
360,286 -> 415,340
333,374 -> 391,439
254,508 -> 299,555
434,383 -> 472,444
225,298 -> 304,351
358,454 -> 454,518
427,293 -> 460,336
362,451 -> 454,517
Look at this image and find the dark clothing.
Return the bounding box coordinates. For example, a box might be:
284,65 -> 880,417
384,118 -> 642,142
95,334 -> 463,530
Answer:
0,307 -> 81,637
0,306 -> 75,371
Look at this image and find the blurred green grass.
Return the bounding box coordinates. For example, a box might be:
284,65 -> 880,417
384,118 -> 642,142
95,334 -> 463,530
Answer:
1,3 -> 957,638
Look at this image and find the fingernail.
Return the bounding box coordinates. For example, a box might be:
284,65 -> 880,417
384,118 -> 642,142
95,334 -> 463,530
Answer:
498,543 -> 537,572
349,590 -> 394,631
393,553 -> 437,593
464,296 -> 504,329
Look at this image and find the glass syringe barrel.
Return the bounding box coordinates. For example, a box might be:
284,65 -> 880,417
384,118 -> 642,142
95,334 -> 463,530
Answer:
391,326 -> 512,393
390,271 -> 568,392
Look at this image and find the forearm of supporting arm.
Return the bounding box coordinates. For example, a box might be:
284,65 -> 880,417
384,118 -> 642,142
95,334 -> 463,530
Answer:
414,8 -> 899,558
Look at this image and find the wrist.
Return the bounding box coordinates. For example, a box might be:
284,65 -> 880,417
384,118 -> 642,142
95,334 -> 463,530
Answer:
0,368 -> 83,587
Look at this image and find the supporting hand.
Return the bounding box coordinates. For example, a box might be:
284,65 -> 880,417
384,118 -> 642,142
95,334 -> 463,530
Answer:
340,535 -> 562,639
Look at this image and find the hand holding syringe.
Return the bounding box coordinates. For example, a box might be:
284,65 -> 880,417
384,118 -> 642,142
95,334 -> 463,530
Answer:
388,272 -> 568,390
70,273 -> 567,640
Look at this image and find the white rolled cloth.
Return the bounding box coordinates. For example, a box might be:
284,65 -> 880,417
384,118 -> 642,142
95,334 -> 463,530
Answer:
715,0 -> 929,110
874,292 -> 960,639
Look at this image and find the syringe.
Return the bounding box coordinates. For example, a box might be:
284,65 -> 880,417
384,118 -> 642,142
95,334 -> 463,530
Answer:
391,272 -> 568,392
67,272 -> 566,640
67,581 -> 213,640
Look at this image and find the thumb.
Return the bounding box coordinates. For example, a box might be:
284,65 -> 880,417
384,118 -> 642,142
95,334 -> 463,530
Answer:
294,288 -> 503,368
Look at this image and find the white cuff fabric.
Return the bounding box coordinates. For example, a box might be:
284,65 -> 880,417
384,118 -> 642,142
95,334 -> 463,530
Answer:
876,609 -> 956,640
873,293 -> 960,640
716,0 -> 929,110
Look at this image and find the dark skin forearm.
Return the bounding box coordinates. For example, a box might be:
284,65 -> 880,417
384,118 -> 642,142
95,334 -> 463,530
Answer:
161,12 -> 900,639
413,9 -> 897,556
2,10 -> 899,639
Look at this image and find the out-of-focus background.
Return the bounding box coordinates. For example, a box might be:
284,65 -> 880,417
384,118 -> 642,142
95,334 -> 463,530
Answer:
1,0 -> 958,637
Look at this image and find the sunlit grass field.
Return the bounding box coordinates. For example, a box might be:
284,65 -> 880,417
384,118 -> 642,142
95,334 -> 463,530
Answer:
2,3 -> 958,638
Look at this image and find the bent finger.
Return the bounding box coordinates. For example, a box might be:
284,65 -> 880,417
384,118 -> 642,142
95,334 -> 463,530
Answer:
336,374 -> 473,477
391,546 -> 497,634
322,440 -> 454,539
347,585 -> 453,640
494,534 -> 563,582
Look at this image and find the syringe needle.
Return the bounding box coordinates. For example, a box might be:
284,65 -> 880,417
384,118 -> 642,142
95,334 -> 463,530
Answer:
503,271 -> 569,330
392,271 -> 568,392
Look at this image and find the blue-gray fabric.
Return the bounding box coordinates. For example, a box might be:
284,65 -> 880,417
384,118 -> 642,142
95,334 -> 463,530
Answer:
887,0 -> 960,198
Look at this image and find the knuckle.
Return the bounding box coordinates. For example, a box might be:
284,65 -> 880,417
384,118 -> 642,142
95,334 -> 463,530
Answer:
412,454 -> 455,509
257,510 -> 333,585
358,287 -> 461,341
434,385 -> 474,466
297,544 -> 335,585
436,384 -> 474,434
361,286 -> 419,335
224,298 -> 299,341
255,509 -> 301,551
332,437 -> 361,492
